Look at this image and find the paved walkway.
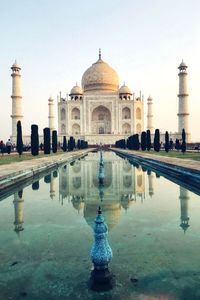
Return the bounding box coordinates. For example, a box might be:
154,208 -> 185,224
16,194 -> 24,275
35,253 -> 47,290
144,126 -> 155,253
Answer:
0,149 -> 92,189
112,149 -> 200,172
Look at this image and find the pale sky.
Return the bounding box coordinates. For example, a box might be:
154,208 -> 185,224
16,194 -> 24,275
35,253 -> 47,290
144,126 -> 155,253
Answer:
0,0 -> 200,142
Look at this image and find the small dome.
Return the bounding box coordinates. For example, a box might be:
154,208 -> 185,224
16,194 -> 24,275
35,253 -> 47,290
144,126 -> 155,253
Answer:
48,96 -> 54,101
147,95 -> 153,101
81,51 -> 119,93
11,60 -> 21,69
70,84 -> 83,95
178,60 -> 187,69
119,84 -> 132,95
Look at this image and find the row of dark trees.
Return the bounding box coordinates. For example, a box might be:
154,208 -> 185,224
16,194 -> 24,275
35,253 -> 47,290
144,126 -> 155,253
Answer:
115,128 -> 187,153
16,121 -> 88,156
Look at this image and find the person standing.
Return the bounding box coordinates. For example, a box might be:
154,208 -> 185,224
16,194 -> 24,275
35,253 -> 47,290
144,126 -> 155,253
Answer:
6,139 -> 12,154
0,140 -> 5,155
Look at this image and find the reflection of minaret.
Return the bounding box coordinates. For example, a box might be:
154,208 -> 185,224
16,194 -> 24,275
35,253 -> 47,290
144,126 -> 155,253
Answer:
135,167 -> 145,201
13,190 -> 24,233
179,186 -> 190,233
50,175 -> 56,199
59,165 -> 68,200
147,170 -> 154,197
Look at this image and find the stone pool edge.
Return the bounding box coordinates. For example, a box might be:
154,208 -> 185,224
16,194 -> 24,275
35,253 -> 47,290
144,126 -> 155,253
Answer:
0,149 -> 94,191
112,148 -> 200,193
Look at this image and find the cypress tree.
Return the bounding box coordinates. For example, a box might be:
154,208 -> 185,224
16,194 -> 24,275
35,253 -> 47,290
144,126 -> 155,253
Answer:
63,136 -> 67,152
68,136 -> 73,151
146,130 -> 151,151
135,134 -> 140,150
31,124 -> 39,156
181,128 -> 186,153
164,131 -> 170,152
52,130 -> 57,153
16,120 -> 23,156
129,135 -> 134,150
126,136 -> 130,149
169,139 -> 173,150
43,128 -> 50,154
175,139 -> 180,151
141,131 -> 147,151
68,136 -> 74,151
154,129 -> 160,152
77,139 -> 81,149
132,135 -> 136,150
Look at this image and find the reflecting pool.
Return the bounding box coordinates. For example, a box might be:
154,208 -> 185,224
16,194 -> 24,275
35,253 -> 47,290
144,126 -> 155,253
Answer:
1,151 -> 200,300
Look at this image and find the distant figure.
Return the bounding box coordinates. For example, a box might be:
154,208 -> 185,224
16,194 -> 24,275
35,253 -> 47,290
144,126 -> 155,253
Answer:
0,140 -> 5,155
169,139 -> 174,150
40,143 -> 44,151
6,139 -> 12,154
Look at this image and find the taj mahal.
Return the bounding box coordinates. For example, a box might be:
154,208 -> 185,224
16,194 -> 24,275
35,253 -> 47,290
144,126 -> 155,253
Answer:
10,50 -> 191,144
57,49 -> 144,145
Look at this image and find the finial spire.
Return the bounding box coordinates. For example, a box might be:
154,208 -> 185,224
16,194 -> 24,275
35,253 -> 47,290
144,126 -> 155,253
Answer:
99,48 -> 101,60
98,206 -> 102,214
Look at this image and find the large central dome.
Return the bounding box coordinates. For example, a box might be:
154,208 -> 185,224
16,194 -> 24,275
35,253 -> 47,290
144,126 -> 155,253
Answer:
81,51 -> 119,93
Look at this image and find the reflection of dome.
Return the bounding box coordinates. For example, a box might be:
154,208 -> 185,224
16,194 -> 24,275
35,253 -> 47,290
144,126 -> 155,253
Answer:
72,161 -> 81,173
119,84 -> 132,95
84,203 -> 121,231
71,196 -> 85,212
121,195 -> 135,210
82,52 -> 119,93
70,84 -> 83,95
93,162 -> 112,188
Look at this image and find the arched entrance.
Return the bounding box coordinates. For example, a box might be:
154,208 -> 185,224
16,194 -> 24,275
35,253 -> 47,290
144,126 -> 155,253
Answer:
91,106 -> 111,134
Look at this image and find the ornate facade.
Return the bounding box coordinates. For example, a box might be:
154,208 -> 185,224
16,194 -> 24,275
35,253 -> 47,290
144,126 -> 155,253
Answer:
58,51 -> 144,144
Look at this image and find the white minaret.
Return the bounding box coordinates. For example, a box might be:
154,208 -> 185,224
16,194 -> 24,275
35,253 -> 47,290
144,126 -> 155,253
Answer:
147,95 -> 153,132
48,96 -> 55,132
177,60 -> 190,139
11,61 -> 23,142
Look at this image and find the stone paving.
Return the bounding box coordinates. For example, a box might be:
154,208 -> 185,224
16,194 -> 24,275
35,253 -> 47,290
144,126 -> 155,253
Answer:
112,149 -> 200,172
0,149 -> 92,190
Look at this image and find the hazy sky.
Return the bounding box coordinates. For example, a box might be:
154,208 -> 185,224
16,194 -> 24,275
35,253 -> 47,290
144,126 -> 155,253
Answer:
0,0 -> 200,141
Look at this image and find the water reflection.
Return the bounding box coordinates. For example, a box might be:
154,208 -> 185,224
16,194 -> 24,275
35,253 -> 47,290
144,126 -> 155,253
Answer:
147,170 -> 154,197
13,190 -> 24,234
11,152 -> 192,234
58,153 -> 145,230
179,186 -> 190,232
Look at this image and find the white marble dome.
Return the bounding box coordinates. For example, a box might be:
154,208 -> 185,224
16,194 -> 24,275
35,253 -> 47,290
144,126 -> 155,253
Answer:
119,84 -> 132,95
70,84 -> 83,95
81,55 -> 119,93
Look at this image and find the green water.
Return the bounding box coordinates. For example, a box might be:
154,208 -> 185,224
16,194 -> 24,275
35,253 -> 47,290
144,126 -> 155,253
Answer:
0,151 -> 200,300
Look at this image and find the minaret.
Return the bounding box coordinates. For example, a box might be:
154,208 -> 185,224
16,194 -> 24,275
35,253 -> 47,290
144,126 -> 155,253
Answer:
147,96 -> 153,132
11,61 -> 23,142
48,96 -> 55,133
179,186 -> 190,233
177,60 -> 190,139
13,190 -> 24,233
